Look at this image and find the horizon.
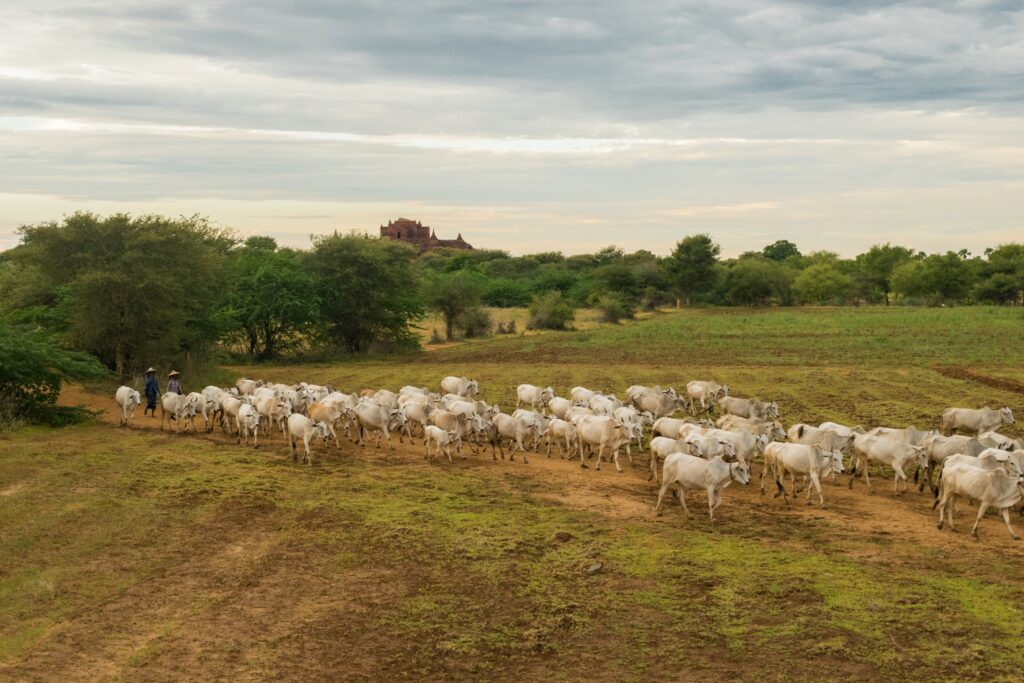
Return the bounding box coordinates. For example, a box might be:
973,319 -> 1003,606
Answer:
2,2 -> 1022,256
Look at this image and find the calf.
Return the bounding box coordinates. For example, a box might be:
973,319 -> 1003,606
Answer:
424,425 -> 463,463
236,403 -> 261,447
655,453 -> 750,521
545,418 -> 579,459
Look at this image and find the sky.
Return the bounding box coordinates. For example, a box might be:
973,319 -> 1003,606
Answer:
1,1 -> 1022,256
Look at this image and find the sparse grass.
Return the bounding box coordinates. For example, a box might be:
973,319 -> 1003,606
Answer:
2,306 -> 1024,680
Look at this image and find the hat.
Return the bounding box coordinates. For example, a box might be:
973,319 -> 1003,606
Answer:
168,370 -> 180,377
146,367 -> 156,373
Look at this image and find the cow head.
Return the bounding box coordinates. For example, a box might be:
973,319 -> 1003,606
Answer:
767,401 -> 779,419
314,421 -> 331,442
730,461 -> 751,485
389,408 -> 408,430
683,436 -> 704,457
755,434 -> 769,453
466,379 -> 480,398
1001,407 -> 1015,424
719,385 -> 730,398
911,445 -> 928,469
542,386 -> 555,402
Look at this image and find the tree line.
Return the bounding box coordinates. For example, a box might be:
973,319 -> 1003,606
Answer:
1,212 -> 1022,385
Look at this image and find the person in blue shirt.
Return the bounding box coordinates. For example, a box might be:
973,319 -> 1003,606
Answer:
167,370 -> 183,395
143,367 -> 160,416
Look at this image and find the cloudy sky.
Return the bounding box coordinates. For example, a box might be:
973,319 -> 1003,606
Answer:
1,1 -> 1022,256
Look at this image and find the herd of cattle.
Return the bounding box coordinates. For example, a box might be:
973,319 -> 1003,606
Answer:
113,378 -> 1023,540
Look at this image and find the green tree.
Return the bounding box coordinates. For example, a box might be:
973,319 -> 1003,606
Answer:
219,244 -> 320,359
762,240 -> 801,262
666,234 -> 720,305
855,243 -> 914,305
892,252 -> 974,304
306,232 -> 423,353
0,325 -> 109,423
4,212 -> 235,375
793,263 -> 857,304
723,258 -> 795,305
527,291 -> 575,330
973,273 -> 1021,304
427,271 -> 484,341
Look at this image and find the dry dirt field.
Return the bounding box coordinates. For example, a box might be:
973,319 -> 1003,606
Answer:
2,307 -> 1023,681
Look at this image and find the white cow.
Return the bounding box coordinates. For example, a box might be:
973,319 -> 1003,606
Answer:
652,417 -> 706,439
918,434 -> 986,492
686,381 -> 728,415
648,436 -> 698,482
868,426 -> 935,446
511,409 -> 550,451
353,402 -> 406,449
848,433 -> 927,495
717,396 -> 779,421
219,395 -> 244,435
236,403 -> 261,447
630,388 -> 684,419
762,442 -> 844,508
307,401 -> 344,448
941,407 -> 1015,436
254,394 -> 291,438
160,393 -> 198,433
517,384 -> 555,412
287,414 -> 330,465
401,400 -> 434,440
570,386 -> 599,403
441,376 -> 479,399
548,397 -> 581,420
708,428 -> 766,468
589,394 -> 624,416
717,415 -> 787,441
424,425 -> 463,463
574,415 -> 630,471
235,378 -> 263,396
115,386 -> 141,426
655,453 -> 750,521
545,418 -> 580,458
977,431 -> 1023,452
935,462 -> 1024,539
683,433 -> 737,462
491,413 -> 536,462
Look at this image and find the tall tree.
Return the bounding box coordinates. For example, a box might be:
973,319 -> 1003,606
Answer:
762,240 -> 801,262
219,242 -> 320,359
306,232 -> 424,353
666,234 -> 720,305
427,271 -> 483,341
855,243 -> 914,305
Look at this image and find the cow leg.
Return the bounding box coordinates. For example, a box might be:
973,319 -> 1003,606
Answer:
289,435 -> 297,462
1000,507 -> 1020,540
971,501 -> 990,538
811,472 -> 824,508
650,452 -> 659,483
654,480 -> 673,515
595,444 -> 603,471
304,436 -> 313,465
677,488 -> 691,517
444,443 -> 453,464
613,445 -> 623,473
862,457 -> 873,493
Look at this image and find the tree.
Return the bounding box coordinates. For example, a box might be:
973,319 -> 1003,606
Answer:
666,234 -> 720,305
723,258 -> 795,305
762,240 -> 801,262
306,232 -> 424,353
219,244 -> 320,359
793,263 -> 857,304
527,291 -> 575,330
4,212 -> 235,375
427,271 -> 484,341
855,244 -> 914,305
892,252 -> 974,304
973,273 -> 1021,304
0,325 -> 109,424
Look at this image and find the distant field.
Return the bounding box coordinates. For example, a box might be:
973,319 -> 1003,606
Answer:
3,306 -> 1024,681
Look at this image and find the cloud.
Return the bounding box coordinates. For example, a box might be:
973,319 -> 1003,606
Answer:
0,1 -> 1022,255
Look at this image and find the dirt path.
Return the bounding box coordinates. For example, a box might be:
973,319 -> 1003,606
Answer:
63,385 -> 1024,561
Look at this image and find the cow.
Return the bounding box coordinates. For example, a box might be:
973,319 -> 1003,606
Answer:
218,395 -> 244,435
762,442 -> 844,508
788,423 -> 850,484
491,413 -> 536,462
517,384 -> 555,412
441,376 -> 479,399
160,393 -> 199,433
682,433 -> 737,462
254,394 -> 292,439
236,403 -> 261,447
655,453 -> 750,521
589,394 -> 624,416
306,401 -> 344,448
686,381 -> 728,415
917,434 -> 987,492
235,378 -> 263,396
570,386 -> 599,404
718,396 -> 779,421
548,396 -> 583,420
648,436 -> 698,482
353,402 -> 406,449
716,415 -> 787,441
114,386 -> 141,426
941,407 -> 1015,436
707,428 -> 766,469
935,462 -> 1024,539
848,433 -> 928,495
868,426 -> 934,446
630,388 -> 684,419
977,431 -> 1023,452
574,415 -> 630,471
400,400 -> 434,441
424,425 -> 463,463
614,406 -> 653,451
511,409 -> 550,451
652,417 -> 707,440
545,418 -> 579,458
287,414 -> 330,465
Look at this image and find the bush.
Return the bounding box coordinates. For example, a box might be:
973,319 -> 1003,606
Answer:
597,295 -> 635,323
527,292 -> 575,330
459,307 -> 492,338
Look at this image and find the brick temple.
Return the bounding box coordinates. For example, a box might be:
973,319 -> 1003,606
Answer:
379,218 -> 473,251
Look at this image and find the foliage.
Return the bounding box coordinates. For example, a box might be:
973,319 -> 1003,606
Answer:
527,291 -> 575,330
665,234 -> 720,304
0,325 -> 109,425
892,252 -> 973,304
722,257 -> 795,305
1,212 -> 235,376
458,306 -> 493,338
306,232 -> 424,353
596,295 -> 636,323
762,239 -> 801,262
217,239 -> 320,359
426,271 -> 484,341
793,263 -> 857,304
855,243 -> 914,305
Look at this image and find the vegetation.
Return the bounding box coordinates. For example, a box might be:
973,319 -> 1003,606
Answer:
3,307 -> 1023,680
527,291 -> 576,330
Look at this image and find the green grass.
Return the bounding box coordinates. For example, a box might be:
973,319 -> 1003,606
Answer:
3,306 -> 1024,680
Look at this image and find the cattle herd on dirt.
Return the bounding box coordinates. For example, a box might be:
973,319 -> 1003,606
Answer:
114,377 -> 1022,540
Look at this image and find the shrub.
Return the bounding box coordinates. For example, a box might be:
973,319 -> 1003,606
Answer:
459,307 -> 493,338
527,292 -> 575,330
597,295 -> 635,323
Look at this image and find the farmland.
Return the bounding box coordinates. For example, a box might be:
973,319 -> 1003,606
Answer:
2,306 -> 1024,681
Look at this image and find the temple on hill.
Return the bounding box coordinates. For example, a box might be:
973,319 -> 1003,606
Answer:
379,218 -> 473,251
